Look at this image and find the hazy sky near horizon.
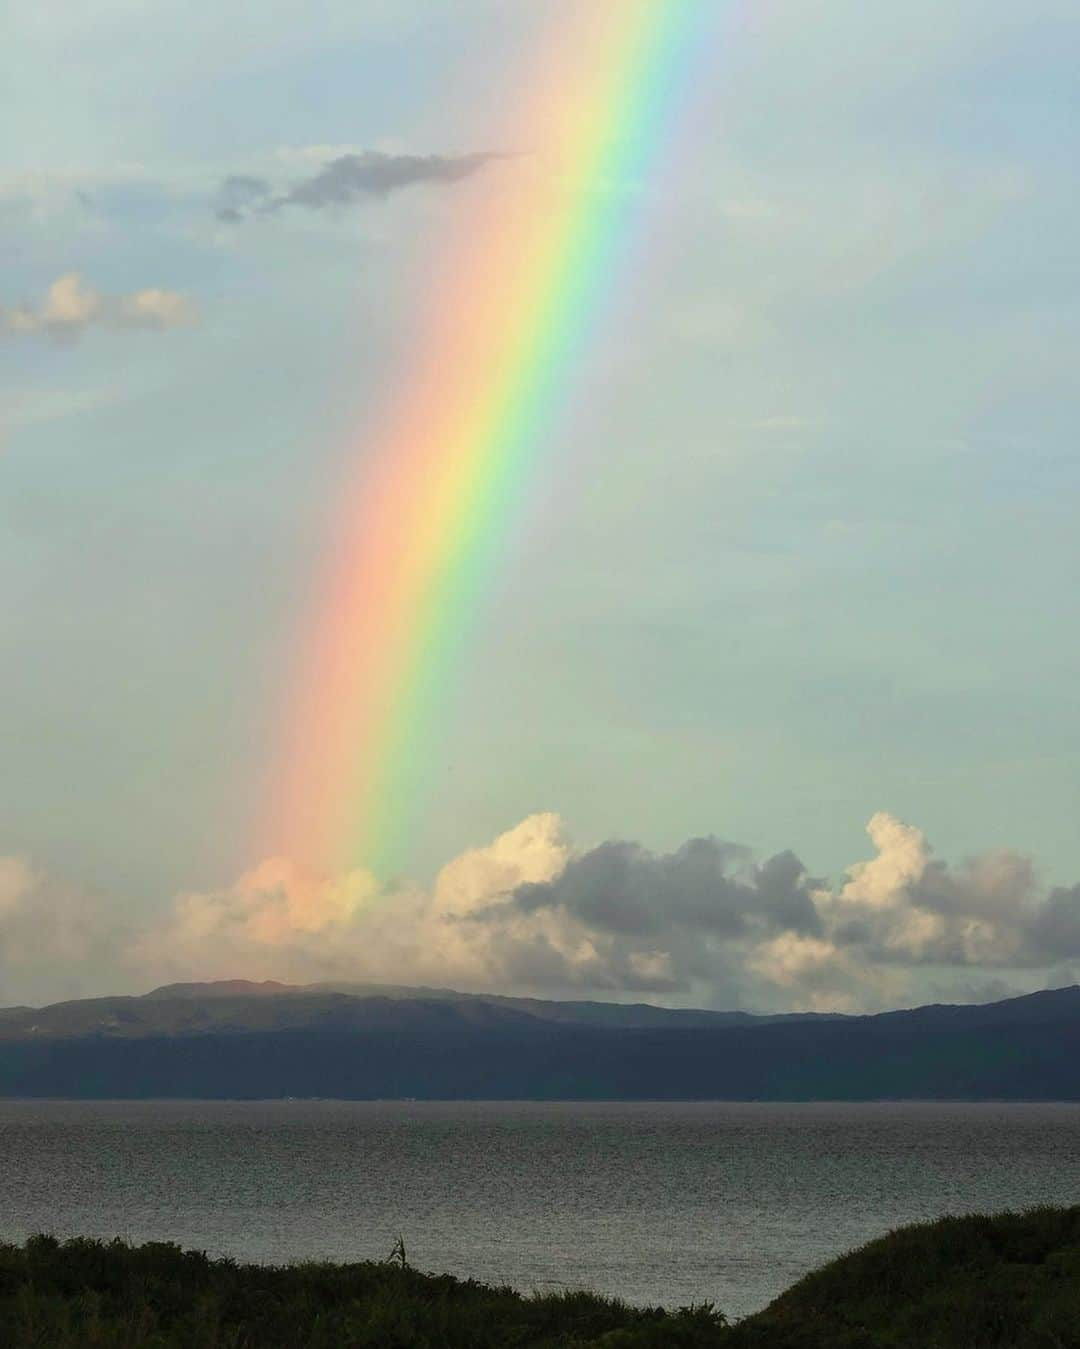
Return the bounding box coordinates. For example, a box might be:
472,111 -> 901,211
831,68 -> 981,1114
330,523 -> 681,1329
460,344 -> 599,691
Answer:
2,1 -> 1078,1009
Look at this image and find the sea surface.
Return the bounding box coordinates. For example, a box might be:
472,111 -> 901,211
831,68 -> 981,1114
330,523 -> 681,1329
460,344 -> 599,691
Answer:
2,1100 -> 1080,1320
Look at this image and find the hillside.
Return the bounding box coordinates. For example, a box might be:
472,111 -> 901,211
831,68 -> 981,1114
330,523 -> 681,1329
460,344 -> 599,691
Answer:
3,1207 -> 1079,1346
0,982 -> 1078,1099
727,1206 -> 1080,1348
0,979 -> 837,1041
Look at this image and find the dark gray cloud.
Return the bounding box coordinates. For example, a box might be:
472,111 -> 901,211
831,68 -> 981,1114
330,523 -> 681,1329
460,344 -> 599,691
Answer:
454,813 -> 1080,1007
508,837 -> 823,941
217,150 -> 506,221
216,174 -> 273,222
1029,884 -> 1080,961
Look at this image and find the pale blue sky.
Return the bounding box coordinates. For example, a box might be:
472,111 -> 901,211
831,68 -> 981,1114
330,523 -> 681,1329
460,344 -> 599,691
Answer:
2,0 -> 1078,954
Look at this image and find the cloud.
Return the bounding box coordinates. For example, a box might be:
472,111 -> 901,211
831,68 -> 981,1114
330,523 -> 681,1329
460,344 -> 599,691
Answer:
0,854 -> 125,1005
1029,884 -> 1080,961
131,814 -> 574,991
6,812 -> 1080,1012
511,839 -> 821,938
128,811 -> 1080,1012
216,174 -> 273,223
216,150 -> 507,220
748,931 -> 878,1011
819,812 -> 1044,969
1,272 -> 196,342
0,857 -> 38,918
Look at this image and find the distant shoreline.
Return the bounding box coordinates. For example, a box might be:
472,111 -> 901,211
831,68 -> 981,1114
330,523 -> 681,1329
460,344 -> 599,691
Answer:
4,1095 -> 1080,1104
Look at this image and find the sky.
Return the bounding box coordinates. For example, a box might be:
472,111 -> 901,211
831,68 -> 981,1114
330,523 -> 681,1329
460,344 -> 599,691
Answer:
2,0 -> 1079,1012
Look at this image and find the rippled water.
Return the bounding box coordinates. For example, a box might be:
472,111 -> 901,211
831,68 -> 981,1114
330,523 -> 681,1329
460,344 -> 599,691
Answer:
3,1100 -> 1080,1319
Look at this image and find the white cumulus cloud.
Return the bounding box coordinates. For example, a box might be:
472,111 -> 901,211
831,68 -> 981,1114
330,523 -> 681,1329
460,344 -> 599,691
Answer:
1,272 -> 196,341
4,812 -> 1080,1012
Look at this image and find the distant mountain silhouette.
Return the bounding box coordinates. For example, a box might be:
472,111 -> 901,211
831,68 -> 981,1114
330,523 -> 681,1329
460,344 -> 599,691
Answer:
0,980 -> 846,1041
1,981 -> 1078,1100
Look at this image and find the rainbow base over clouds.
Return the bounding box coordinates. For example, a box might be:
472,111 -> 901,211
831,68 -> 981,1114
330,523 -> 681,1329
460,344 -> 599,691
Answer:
264,2 -> 711,876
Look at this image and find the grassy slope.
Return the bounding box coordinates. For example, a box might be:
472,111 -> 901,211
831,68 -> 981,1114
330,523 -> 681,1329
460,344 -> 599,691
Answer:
728,1206 -> 1080,1349
2,1207 -> 1079,1347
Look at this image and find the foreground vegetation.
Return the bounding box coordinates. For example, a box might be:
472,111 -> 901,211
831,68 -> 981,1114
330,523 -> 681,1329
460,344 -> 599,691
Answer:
727,1205 -> 1080,1349
2,1206 -> 1079,1347
0,1236 -> 721,1349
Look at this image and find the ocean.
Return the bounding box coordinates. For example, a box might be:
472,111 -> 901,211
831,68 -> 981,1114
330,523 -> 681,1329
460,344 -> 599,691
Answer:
2,1099 -> 1079,1320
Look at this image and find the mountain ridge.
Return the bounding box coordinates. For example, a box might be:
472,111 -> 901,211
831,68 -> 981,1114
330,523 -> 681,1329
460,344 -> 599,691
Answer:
2,981 -> 1078,1100
4,977 -> 1078,1039
0,978 -> 855,1041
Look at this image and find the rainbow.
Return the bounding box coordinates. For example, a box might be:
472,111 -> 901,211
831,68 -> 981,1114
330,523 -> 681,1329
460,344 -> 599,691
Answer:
264,2 -> 710,875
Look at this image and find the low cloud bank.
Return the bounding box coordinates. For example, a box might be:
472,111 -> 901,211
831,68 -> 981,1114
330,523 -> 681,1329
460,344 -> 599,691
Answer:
0,856 -> 124,1005
2,812 -> 1078,1010
1,273 -> 196,341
